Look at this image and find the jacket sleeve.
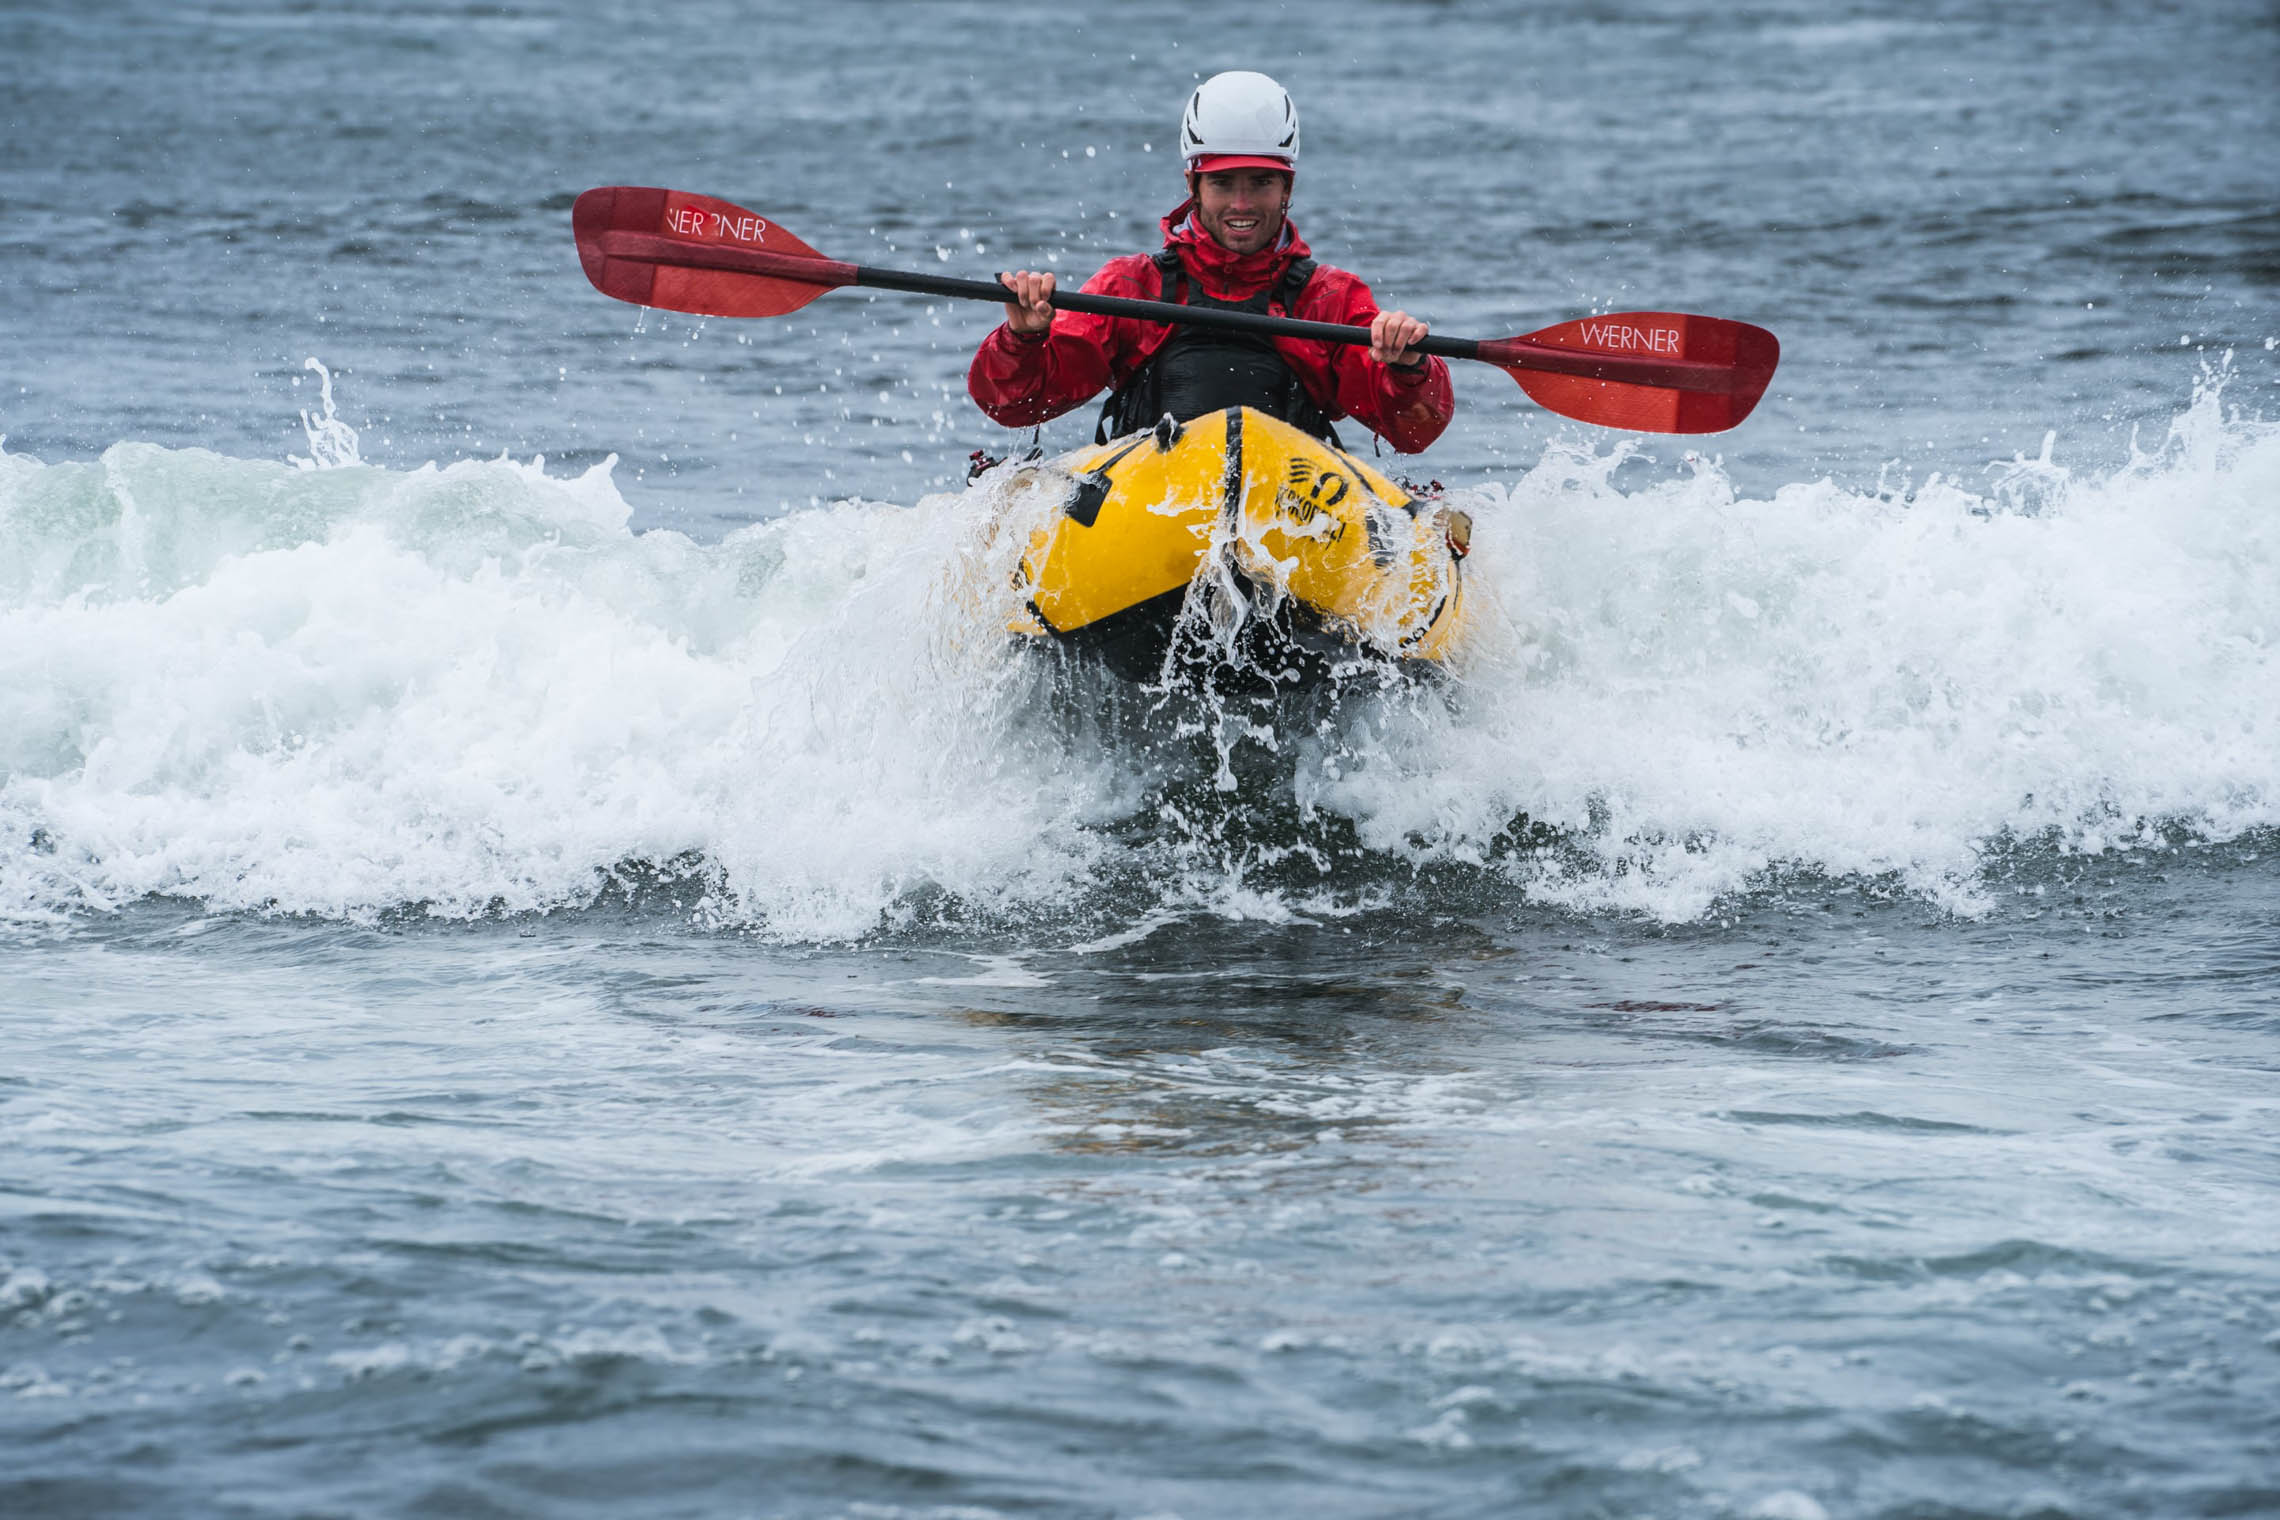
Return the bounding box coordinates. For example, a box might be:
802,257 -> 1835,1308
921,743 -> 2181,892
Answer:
1302,267 -> 1455,454
965,258 -> 1155,429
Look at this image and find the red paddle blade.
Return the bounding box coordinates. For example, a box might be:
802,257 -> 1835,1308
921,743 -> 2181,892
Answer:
1480,312 -> 1780,434
571,187 -> 854,318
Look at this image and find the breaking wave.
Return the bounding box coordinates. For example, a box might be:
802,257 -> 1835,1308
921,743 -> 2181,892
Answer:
2,368 -> 2273,935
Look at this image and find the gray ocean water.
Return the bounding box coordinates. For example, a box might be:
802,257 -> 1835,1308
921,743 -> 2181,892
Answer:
4,2 -> 2278,1517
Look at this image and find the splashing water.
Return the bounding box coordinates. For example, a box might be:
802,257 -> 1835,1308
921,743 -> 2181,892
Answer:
290,358 -> 362,472
1362,362 -> 2278,918
1,372 -> 2273,937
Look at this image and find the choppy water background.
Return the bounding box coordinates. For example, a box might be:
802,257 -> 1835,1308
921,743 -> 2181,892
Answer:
4,2 -> 2278,1517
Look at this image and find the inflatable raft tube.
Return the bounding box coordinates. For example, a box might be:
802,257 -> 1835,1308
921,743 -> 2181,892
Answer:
1002,407 -> 1471,685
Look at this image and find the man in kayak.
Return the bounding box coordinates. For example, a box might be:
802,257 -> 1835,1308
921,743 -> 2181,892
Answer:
968,71 -> 1453,453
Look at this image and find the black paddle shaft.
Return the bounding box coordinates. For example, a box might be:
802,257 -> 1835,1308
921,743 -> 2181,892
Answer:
850,263 -> 1485,361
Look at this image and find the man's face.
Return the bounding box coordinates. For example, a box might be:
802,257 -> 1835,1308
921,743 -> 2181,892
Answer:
1194,168 -> 1291,256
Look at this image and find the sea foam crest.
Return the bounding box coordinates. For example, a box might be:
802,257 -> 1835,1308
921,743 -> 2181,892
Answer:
0,437 -> 1090,935
1393,364 -> 2278,917
0,374 -> 2273,934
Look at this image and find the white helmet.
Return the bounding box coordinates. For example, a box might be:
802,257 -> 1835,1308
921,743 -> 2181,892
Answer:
1179,71 -> 1299,173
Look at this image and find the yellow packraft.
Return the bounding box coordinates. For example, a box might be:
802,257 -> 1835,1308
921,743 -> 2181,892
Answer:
1003,407 -> 1469,682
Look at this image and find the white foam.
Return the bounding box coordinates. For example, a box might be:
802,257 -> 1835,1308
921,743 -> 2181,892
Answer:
1,373 -> 2272,932
1338,367 -> 2279,917
0,440 -> 1094,936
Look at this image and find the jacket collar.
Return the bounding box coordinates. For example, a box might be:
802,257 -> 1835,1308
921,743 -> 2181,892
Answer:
1161,198 -> 1312,296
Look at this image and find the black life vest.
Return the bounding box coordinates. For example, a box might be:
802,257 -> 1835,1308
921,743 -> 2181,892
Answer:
1096,249 -> 1339,445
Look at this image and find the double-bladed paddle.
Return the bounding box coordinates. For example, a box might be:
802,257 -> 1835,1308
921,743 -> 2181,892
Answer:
572,186 -> 1779,435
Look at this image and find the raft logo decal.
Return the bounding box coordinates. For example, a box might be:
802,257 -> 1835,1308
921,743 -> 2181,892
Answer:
1578,320 -> 1682,354
665,205 -> 769,243
1275,458 -> 1349,542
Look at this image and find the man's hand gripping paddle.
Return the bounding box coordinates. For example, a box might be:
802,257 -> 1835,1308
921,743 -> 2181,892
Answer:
573,187 -> 1780,435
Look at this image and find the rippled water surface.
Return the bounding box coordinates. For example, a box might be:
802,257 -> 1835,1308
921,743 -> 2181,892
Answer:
4,1 -> 2278,1516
